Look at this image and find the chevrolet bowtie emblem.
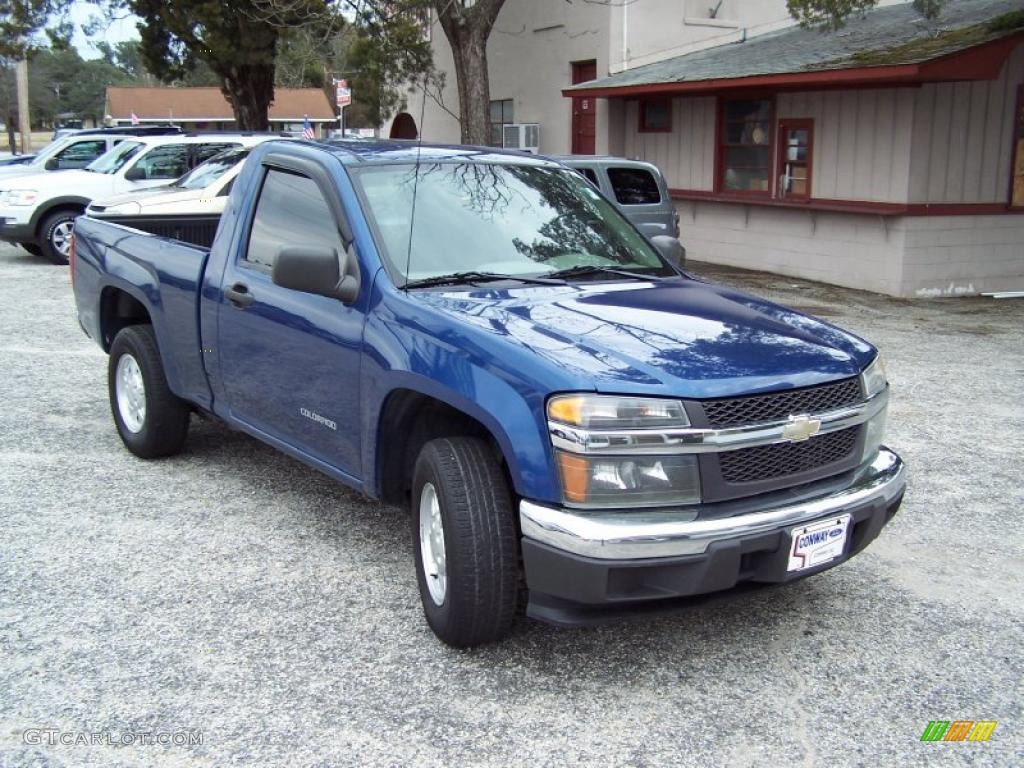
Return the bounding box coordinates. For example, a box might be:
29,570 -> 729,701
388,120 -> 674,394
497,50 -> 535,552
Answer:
782,414 -> 821,442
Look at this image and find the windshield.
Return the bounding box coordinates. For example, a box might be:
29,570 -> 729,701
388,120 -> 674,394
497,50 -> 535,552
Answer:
351,162 -> 670,283
173,148 -> 247,190
86,141 -> 144,174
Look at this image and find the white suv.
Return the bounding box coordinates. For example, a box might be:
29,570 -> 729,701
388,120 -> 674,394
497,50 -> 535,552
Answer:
0,134 -> 274,263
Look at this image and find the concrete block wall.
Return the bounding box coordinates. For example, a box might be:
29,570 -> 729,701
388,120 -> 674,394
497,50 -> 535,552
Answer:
675,201 -> 906,296
898,215 -> 1024,296
677,200 -> 1024,297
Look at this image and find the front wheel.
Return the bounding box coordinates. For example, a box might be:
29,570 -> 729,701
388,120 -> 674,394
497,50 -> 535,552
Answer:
108,324 -> 190,458
39,209 -> 79,265
412,437 -> 520,647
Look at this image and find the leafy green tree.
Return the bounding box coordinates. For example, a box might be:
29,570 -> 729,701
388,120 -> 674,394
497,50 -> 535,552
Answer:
126,0 -> 329,130
786,0 -> 945,30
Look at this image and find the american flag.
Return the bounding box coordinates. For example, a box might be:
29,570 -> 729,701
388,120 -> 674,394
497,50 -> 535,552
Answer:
302,116 -> 315,140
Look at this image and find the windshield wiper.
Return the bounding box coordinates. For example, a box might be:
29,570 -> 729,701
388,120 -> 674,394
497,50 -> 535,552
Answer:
543,264 -> 666,282
403,271 -> 564,289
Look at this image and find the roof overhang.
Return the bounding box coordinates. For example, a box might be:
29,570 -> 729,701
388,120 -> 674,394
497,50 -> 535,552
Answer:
563,31 -> 1023,99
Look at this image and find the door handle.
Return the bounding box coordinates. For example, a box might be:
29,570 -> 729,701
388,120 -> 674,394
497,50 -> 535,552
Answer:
224,283 -> 254,308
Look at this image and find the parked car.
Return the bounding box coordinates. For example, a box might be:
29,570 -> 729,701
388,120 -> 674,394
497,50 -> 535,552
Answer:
72,140 -> 905,648
0,125 -> 184,186
553,155 -> 681,244
86,145 -> 266,248
0,134 -> 273,263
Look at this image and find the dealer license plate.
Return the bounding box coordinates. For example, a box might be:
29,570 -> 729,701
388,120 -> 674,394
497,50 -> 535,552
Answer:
787,515 -> 851,572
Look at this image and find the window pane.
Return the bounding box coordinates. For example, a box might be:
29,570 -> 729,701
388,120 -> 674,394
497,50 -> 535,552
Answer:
723,166 -> 770,192
642,100 -> 670,131
577,167 -> 600,187
245,169 -> 342,270
193,142 -> 240,164
489,100 -> 503,123
608,167 -> 661,205
132,145 -> 189,180
490,124 -> 503,147
56,140 -> 106,165
502,99 -> 514,123
725,99 -> 770,121
724,146 -> 770,169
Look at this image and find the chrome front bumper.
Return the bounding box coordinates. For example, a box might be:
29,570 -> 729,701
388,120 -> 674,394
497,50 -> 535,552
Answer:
520,448 -> 906,560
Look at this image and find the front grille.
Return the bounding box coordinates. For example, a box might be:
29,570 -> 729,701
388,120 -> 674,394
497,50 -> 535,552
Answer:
702,377 -> 863,428
718,427 -> 859,484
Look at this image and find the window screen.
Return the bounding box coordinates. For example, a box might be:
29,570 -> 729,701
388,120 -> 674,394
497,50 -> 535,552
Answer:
608,167 -> 661,205
244,168 -> 342,271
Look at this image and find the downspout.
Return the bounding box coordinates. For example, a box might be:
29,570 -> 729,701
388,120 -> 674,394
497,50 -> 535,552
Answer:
622,1 -> 629,69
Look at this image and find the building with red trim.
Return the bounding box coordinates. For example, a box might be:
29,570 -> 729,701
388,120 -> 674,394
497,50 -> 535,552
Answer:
397,0 -> 1023,297
104,87 -> 336,137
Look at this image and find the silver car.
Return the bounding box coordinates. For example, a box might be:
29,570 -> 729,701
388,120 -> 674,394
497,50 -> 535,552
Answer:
552,155 -> 680,243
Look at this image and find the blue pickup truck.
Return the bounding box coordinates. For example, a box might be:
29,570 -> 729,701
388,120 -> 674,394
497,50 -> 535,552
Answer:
71,139 -> 906,647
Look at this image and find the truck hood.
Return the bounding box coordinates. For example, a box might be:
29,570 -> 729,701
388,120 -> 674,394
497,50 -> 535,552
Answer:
417,277 -> 875,398
0,162 -> 45,178
0,168 -> 115,197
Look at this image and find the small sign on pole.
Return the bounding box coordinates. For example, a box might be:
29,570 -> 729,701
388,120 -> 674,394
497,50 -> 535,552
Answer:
333,78 -> 352,137
335,79 -> 352,108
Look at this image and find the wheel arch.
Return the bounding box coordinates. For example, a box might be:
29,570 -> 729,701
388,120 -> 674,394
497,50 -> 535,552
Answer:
31,196 -> 91,235
99,284 -> 153,353
375,387 -> 521,506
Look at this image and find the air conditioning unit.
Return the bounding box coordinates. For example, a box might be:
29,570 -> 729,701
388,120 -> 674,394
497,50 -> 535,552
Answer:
502,123 -> 540,153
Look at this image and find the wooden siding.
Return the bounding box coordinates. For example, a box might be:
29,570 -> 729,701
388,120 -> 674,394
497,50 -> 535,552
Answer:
909,43 -> 1024,204
624,97 -> 715,190
775,89 -> 914,202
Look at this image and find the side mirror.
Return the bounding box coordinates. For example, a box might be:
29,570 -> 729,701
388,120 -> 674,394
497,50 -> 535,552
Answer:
44,158 -> 59,171
123,165 -> 145,181
651,235 -> 686,270
272,244 -> 360,304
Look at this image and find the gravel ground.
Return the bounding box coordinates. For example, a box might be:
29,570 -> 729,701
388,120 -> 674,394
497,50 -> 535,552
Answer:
0,244 -> 1021,767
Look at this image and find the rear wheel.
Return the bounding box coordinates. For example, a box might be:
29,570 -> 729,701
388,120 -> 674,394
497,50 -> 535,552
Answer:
20,242 -> 42,257
39,209 -> 79,265
411,437 -> 519,647
108,324 -> 190,458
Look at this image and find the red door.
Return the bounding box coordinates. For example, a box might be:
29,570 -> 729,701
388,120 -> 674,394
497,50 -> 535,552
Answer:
571,60 -> 597,155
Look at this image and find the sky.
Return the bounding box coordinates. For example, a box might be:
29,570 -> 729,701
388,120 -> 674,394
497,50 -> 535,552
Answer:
67,1 -> 140,60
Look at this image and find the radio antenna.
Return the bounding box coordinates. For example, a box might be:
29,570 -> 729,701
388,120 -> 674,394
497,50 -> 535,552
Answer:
402,73 -> 430,290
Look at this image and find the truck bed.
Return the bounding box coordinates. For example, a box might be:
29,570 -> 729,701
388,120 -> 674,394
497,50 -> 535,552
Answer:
90,213 -> 222,251
72,215 -> 216,410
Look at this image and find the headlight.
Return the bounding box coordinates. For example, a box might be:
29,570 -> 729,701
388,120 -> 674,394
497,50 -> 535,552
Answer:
555,452 -> 700,508
547,394 -> 689,429
860,355 -> 887,398
860,355 -> 888,462
547,394 -> 700,508
3,189 -> 39,206
99,201 -> 142,215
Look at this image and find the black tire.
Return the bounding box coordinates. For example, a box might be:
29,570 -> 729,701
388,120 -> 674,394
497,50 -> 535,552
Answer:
39,208 -> 79,265
108,324 -> 190,458
19,242 -> 42,257
412,437 -> 519,647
